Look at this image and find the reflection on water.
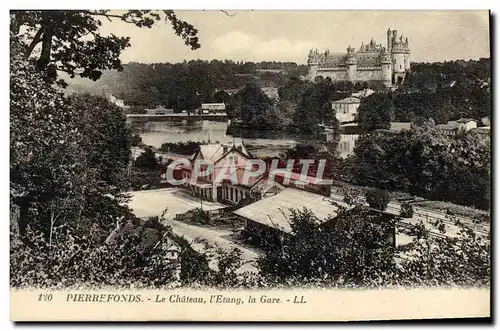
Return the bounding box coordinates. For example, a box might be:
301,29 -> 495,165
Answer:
137,120 -> 359,158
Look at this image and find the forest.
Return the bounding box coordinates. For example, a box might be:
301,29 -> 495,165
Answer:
349,121 -> 491,210
69,60 -> 308,109
357,58 -> 491,130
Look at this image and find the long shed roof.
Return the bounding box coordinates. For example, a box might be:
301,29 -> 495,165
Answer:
233,188 -> 348,233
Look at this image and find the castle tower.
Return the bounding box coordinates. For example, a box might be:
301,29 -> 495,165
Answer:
403,37 -> 411,70
345,46 -> 357,82
381,49 -> 392,87
307,48 -> 320,81
390,31 -> 406,85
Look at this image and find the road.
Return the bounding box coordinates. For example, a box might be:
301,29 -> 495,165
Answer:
168,220 -> 259,274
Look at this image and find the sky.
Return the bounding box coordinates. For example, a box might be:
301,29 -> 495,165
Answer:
99,10 -> 490,64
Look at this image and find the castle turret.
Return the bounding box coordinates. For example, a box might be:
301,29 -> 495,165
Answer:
390,30 -> 409,85
307,48 -> 320,81
345,46 -> 357,82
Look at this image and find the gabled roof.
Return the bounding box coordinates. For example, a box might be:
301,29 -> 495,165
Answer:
199,144 -> 225,163
214,145 -> 252,167
456,118 -> 477,123
193,140 -> 251,165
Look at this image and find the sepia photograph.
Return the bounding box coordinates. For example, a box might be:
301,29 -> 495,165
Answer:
9,8 -> 491,322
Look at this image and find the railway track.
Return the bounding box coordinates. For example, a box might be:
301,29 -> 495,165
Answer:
330,191 -> 490,237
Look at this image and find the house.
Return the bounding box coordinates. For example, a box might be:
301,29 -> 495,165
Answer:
201,103 -> 226,114
456,118 -> 478,131
215,88 -> 242,96
234,189 -> 397,250
480,117 -> 490,127
177,140 -> 287,206
183,140 -> 252,203
436,118 -> 478,135
337,134 -> 360,159
332,97 -> 361,123
221,168 -> 284,205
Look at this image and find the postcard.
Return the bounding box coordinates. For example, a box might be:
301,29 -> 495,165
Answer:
10,9 -> 491,321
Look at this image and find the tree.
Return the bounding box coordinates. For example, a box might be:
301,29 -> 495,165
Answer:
239,83 -> 273,129
160,141 -> 200,155
351,125 -> 490,210
357,93 -> 394,130
257,205 -> 490,288
257,206 -> 397,286
10,41 -> 83,239
400,202 -> 414,218
11,10 -> 200,85
135,148 -> 159,171
67,94 -> 133,230
291,81 -> 336,134
131,134 -> 144,147
365,189 -> 390,211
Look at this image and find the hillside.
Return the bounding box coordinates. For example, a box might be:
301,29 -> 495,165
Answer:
64,60 -> 308,109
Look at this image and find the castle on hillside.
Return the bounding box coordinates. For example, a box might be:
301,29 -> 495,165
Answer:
307,28 -> 411,87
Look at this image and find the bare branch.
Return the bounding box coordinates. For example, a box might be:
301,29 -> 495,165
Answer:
220,10 -> 237,17
82,10 -> 138,24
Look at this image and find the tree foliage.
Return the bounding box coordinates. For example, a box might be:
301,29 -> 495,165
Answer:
357,92 -> 394,130
357,59 -> 491,128
365,188 -> 390,211
11,10 -> 200,85
239,83 -> 274,129
160,141 -> 200,155
257,206 -> 490,288
351,125 -> 491,210
134,148 -> 159,171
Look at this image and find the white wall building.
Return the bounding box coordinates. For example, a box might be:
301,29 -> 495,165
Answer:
201,103 -> 226,113
332,97 -> 361,123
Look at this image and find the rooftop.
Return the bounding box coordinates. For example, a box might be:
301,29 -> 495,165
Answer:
436,121 -> 459,131
332,97 -> 361,104
233,188 -> 348,233
125,188 -> 227,219
269,170 -> 332,186
456,118 -> 478,123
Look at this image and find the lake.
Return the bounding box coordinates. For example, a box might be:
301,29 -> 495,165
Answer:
136,120 -> 359,158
